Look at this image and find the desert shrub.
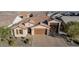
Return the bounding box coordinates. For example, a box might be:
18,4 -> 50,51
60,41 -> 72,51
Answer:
64,21 -> 79,43
22,38 -> 29,44
1,38 -> 4,41
21,37 -> 25,39
21,37 -> 32,45
7,39 -> 15,46
9,36 -> 13,39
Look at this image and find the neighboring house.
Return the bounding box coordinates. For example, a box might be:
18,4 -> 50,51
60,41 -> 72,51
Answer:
62,16 -> 79,23
9,12 -> 62,37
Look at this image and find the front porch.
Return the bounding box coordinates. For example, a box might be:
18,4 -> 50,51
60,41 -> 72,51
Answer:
48,20 -> 61,36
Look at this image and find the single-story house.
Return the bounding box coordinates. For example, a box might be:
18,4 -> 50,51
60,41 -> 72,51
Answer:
9,12 -> 62,37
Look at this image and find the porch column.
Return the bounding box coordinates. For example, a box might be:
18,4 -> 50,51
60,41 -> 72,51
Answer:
47,29 -> 50,35
11,29 -> 14,35
58,22 -> 61,33
31,28 -> 34,35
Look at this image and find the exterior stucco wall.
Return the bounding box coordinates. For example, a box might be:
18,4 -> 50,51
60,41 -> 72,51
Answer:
48,20 -> 60,26
25,22 -> 34,27
12,22 -> 34,37
32,25 -> 49,29
13,27 -> 27,37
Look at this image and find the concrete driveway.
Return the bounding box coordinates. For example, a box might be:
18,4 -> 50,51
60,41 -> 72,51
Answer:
31,35 -> 68,47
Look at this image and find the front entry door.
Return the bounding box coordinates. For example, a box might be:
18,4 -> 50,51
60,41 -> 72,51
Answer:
28,28 -> 31,34
50,23 -> 59,35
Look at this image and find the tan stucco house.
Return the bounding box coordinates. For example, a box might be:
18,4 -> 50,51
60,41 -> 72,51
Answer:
9,12 -> 62,37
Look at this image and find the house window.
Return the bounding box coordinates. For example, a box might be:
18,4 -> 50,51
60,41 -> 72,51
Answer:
28,28 -> 31,34
16,29 -> 18,34
22,23 -> 25,26
19,30 -> 23,34
20,16 -> 23,18
30,14 -> 33,17
43,20 -> 48,25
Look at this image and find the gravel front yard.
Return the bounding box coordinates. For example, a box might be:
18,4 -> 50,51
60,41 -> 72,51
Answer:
0,35 -> 78,47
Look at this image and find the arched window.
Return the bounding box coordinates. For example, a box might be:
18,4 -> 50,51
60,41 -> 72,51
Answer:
22,23 -> 25,26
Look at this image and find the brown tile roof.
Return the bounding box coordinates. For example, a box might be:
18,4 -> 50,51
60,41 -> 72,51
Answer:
29,16 -> 49,24
11,12 -> 50,29
14,15 -> 49,25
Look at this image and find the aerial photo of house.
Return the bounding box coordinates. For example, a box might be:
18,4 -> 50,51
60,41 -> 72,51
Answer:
0,11 -> 79,47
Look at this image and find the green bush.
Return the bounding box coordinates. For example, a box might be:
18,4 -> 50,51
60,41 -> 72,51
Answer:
0,26 -> 11,39
64,21 -> 79,42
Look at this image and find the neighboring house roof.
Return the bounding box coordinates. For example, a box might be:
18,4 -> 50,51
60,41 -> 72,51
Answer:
62,16 -> 79,23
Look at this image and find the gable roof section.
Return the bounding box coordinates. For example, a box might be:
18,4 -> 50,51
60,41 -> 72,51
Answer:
11,15 -> 49,29
10,18 -> 30,28
17,15 -> 49,25
31,23 -> 50,29
29,16 -> 49,24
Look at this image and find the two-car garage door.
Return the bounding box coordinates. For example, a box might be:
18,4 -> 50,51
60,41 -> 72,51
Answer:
34,28 -> 47,35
